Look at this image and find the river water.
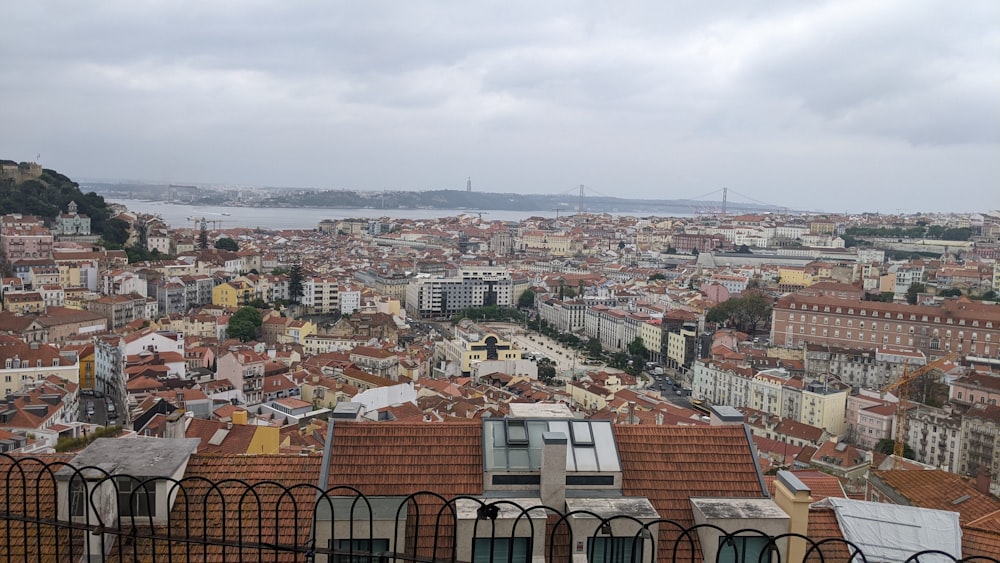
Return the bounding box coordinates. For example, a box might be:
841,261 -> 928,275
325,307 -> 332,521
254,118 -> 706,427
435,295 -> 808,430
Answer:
108,200 -> 556,230
109,199 -> 679,230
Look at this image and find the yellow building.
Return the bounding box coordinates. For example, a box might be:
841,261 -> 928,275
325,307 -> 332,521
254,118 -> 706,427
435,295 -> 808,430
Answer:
211,280 -> 254,308
57,263 -> 82,288
665,328 -> 697,368
639,321 -> 663,361
77,345 -> 96,390
519,230 -> 575,256
565,380 -> 613,411
246,423 -> 280,454
282,319 -> 316,344
3,291 -> 45,314
800,385 -> 848,436
749,372 -> 784,416
437,319 -> 524,375
777,266 -> 813,288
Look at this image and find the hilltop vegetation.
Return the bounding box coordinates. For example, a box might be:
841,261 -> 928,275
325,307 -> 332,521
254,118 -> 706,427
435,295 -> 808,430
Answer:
0,161 -> 128,245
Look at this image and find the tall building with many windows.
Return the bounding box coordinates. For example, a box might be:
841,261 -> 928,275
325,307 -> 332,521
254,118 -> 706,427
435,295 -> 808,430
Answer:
771,295 -> 1000,362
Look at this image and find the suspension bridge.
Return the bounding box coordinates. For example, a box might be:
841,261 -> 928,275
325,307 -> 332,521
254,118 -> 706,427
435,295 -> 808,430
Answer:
549,184 -> 789,215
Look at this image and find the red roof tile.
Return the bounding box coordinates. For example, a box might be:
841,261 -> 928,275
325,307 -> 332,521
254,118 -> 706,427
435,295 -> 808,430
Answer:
871,469 -> 1000,524
613,424 -> 767,561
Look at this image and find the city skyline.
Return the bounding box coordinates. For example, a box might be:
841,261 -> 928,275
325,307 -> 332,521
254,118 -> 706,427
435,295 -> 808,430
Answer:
1,1 -> 997,214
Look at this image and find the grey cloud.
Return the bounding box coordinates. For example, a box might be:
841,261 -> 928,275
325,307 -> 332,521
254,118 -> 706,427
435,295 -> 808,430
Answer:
0,1 -> 996,212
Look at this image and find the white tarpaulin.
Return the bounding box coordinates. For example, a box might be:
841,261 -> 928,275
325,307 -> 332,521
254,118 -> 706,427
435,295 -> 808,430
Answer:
812,497 -> 961,562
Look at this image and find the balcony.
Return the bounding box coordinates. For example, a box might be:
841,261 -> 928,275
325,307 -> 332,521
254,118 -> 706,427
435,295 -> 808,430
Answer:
0,455 -> 990,563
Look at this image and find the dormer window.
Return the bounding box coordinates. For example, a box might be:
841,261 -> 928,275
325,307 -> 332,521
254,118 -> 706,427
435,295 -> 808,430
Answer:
117,478 -> 155,517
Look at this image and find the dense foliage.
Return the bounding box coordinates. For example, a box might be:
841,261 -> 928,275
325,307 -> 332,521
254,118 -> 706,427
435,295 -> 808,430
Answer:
215,237 -> 239,251
843,225 -> 971,241
227,307 -> 263,342
0,165 -> 120,241
450,306 -> 524,324
706,293 -> 773,334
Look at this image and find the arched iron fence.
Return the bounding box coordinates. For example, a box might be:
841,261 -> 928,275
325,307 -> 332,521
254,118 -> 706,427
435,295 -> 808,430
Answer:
1,454 -> 996,562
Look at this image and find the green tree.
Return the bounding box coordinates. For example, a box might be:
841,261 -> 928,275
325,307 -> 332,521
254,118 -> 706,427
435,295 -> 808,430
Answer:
198,224 -> 209,249
288,264 -> 304,304
586,338 -> 603,357
536,358 -> 557,383
627,337 -> 648,357
706,293 -> 773,335
103,217 -> 131,246
938,288 -> 962,298
517,289 -> 536,309
214,237 -> 239,251
648,273 -> 666,281
227,306 -> 263,342
875,438 -> 916,460
906,283 -> 926,305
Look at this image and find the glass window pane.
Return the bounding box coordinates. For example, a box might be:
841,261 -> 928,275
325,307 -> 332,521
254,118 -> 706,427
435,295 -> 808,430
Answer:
508,448 -> 531,470
591,422 -> 621,471
588,537 -> 643,563
575,447 -> 599,471
474,538 -> 530,563
571,421 -> 594,445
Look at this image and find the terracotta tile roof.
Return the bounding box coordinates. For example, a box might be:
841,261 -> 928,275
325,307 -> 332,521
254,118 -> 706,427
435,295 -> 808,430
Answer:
327,421 -> 482,560
0,454 -> 79,560
963,509 -> 1000,559
116,454 -> 324,562
764,471 -> 846,502
613,424 -> 767,561
185,418 -> 256,455
327,420 -> 481,495
871,469 -> 1000,524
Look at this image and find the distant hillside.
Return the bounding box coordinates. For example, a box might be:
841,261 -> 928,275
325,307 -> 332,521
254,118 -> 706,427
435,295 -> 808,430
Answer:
0,160 -> 127,244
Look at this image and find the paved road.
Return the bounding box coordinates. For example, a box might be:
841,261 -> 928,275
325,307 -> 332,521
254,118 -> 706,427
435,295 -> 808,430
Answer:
80,394 -> 121,427
506,331 -> 608,373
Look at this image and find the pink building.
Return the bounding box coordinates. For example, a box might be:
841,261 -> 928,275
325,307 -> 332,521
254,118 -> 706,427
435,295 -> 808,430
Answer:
846,391 -> 897,450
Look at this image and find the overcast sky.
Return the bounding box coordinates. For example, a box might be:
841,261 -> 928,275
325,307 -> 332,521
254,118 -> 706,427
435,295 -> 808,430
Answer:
2,1 -> 997,213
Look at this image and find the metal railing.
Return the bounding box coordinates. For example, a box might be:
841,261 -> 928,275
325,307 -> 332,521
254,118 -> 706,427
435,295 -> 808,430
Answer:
1,454 -> 997,562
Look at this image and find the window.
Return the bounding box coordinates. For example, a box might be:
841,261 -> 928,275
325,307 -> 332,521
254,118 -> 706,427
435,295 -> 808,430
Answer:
473,537 -> 530,563
333,539 -> 390,563
117,478 -> 155,517
70,480 -> 88,517
718,536 -> 773,563
588,537 -> 644,563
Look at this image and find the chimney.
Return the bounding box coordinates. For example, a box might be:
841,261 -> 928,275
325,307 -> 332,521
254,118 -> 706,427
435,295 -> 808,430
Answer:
165,410 -> 187,440
774,471 -> 812,562
975,466 -> 993,495
540,432 -> 568,510
709,405 -> 744,426
627,401 -> 637,425
231,409 -> 248,425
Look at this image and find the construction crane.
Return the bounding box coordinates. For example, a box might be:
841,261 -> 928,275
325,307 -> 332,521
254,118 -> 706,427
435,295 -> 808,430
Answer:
189,216 -> 224,231
882,352 -> 959,469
